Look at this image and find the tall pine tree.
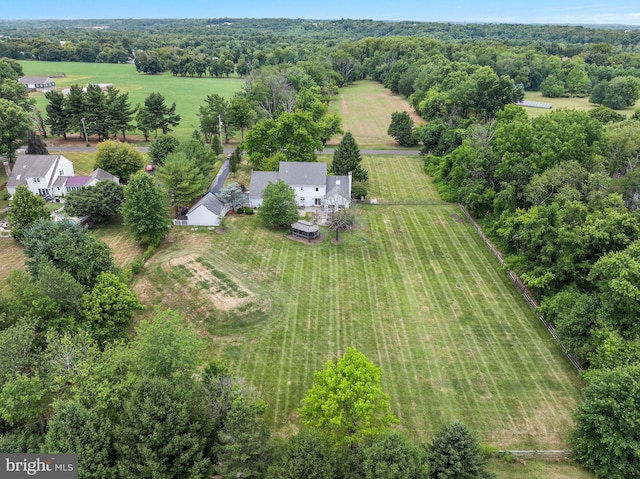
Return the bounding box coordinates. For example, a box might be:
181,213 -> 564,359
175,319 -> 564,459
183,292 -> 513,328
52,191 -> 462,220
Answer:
330,131 -> 368,182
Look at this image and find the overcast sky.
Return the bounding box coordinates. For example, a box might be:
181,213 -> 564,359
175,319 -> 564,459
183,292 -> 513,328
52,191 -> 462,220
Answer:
2,0 -> 640,25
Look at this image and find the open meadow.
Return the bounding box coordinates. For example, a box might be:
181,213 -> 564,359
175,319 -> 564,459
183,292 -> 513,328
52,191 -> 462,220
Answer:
19,61 -> 243,141
134,155 -> 583,452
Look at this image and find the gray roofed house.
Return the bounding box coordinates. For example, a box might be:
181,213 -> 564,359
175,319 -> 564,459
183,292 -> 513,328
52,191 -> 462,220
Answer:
6,155 -> 75,197
6,155 -> 119,199
248,171 -> 279,207
18,76 -> 56,92
175,192 -> 230,227
248,161 -> 351,211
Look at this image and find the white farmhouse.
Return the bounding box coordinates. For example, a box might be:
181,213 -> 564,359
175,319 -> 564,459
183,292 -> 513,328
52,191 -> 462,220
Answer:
5,155 -> 118,199
248,162 -> 351,211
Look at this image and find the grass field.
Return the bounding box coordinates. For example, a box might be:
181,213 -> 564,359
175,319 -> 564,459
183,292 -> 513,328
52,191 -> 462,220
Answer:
133,155 -> 583,452
19,61 -> 243,141
328,80 -> 424,149
487,458 -> 595,479
522,90 -> 640,118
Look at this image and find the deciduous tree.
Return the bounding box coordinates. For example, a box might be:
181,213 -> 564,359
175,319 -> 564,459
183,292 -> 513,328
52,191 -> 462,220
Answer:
388,111 -> 416,146
571,365 -> 640,479
121,172 -> 171,245
0,98 -> 30,162
361,431 -> 430,479
22,219 -> 114,289
6,185 -> 50,242
94,140 -> 145,182
259,180 -> 299,228
64,180 -> 124,224
299,347 -> 398,446
81,272 -> 142,345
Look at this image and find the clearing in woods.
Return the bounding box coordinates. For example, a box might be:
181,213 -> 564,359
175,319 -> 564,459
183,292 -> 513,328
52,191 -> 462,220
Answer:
328,79 -> 424,149
134,155 -> 583,453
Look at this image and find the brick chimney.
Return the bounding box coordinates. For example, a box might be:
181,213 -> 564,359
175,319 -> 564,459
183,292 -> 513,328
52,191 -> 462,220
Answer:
3,161 -> 10,178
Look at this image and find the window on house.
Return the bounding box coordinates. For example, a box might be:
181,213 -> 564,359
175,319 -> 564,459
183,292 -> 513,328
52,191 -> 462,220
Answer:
315,187 -> 319,191
300,187 -> 303,190
300,197 -> 305,202
33,177 -> 40,183
315,198 -> 322,206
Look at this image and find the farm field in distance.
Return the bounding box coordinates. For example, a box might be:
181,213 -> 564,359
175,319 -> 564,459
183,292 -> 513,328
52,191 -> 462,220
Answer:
522,90 -> 640,118
19,61 -> 243,141
133,154 -> 583,452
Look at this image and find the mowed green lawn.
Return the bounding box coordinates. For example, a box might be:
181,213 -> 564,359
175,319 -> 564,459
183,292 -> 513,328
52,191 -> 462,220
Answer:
19,61 -> 243,141
134,155 -> 583,450
328,80 -> 424,149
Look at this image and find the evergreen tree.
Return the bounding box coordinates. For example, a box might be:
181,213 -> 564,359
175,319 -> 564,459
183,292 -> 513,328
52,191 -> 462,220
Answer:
44,90 -> 70,138
429,422 -> 494,479
45,401 -> 117,479
331,131 -> 368,182
115,376 -> 213,479
137,92 -> 181,136
156,152 -> 206,213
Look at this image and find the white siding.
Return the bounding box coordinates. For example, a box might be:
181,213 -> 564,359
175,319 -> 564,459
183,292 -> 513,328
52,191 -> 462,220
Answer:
186,205 -> 221,226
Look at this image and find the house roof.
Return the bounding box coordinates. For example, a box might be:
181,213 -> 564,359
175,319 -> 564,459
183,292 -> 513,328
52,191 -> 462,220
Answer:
66,176 -> 91,187
89,167 -> 119,183
291,220 -> 319,233
279,162 -> 327,186
248,171 -> 279,199
7,155 -> 65,190
190,192 -> 226,216
19,76 -> 53,85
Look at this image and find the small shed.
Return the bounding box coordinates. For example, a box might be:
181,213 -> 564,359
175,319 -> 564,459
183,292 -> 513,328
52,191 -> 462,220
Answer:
291,220 -> 319,242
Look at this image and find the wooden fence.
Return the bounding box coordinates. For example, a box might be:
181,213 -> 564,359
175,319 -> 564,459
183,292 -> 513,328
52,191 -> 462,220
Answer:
494,450 -> 572,459
458,204 -> 584,372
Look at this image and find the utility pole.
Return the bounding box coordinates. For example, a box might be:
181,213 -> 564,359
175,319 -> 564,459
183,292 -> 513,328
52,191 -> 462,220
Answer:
80,117 -> 89,145
218,114 -> 223,147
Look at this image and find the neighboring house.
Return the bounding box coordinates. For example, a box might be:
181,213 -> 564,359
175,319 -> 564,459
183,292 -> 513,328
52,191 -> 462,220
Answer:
61,83 -> 114,95
18,76 -> 56,92
248,162 -> 351,211
52,168 -> 119,197
6,155 -> 119,199
6,155 -> 75,197
174,193 -> 230,227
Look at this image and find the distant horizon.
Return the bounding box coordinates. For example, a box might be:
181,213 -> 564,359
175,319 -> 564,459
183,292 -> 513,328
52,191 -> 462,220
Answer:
1,1 -> 640,26
2,17 -> 640,28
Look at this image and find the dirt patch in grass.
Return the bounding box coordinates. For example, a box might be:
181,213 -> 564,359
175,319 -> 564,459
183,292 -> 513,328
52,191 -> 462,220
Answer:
168,254 -> 253,311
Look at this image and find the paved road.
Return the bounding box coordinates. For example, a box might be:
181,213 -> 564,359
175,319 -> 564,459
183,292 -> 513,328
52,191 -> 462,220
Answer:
209,159 -> 230,193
